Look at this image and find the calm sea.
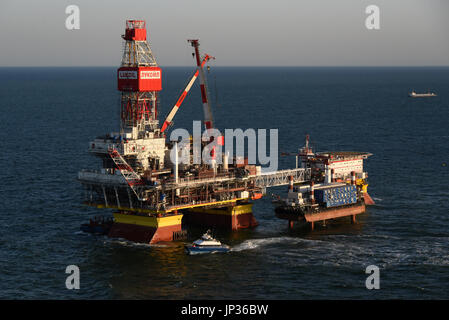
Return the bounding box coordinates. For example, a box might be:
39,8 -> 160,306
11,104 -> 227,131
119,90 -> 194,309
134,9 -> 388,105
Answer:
0,66 -> 448,299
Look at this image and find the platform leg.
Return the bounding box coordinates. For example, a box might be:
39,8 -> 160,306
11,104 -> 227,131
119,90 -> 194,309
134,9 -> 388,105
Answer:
184,203 -> 258,230
108,212 -> 183,244
351,214 -> 356,224
288,220 -> 294,229
310,221 -> 314,230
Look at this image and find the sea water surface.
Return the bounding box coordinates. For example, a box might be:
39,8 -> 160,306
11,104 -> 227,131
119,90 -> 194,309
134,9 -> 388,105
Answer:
0,67 -> 448,299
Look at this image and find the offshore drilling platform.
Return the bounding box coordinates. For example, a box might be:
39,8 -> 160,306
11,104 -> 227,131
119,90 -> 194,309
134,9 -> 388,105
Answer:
78,20 -> 374,244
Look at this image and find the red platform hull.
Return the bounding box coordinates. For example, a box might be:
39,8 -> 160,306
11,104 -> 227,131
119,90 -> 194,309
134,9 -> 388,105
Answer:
107,213 -> 184,244
108,222 -> 182,244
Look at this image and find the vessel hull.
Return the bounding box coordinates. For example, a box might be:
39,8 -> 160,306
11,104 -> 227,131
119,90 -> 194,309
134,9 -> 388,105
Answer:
107,213 -> 183,244
184,245 -> 230,255
184,203 -> 258,230
275,202 -> 366,223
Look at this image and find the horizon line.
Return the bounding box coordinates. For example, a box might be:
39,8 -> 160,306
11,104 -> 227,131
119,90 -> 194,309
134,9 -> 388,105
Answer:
1,65 -> 449,68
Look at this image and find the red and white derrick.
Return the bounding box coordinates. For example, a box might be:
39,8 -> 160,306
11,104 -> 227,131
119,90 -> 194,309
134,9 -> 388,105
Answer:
117,20 -> 162,133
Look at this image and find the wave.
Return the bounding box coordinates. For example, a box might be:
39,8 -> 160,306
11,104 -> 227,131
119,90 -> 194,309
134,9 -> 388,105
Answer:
231,237 -> 319,252
104,238 -> 155,248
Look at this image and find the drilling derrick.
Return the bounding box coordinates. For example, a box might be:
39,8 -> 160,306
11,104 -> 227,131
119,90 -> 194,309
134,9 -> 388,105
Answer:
118,20 -> 161,137
115,20 -> 166,172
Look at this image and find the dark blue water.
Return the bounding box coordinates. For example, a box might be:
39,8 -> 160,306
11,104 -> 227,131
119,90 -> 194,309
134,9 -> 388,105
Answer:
0,67 -> 448,299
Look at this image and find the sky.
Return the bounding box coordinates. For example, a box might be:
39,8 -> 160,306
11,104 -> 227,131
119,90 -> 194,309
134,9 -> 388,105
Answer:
0,0 -> 448,67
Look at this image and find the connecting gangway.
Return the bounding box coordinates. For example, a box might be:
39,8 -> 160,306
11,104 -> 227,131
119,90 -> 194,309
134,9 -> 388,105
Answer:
164,168 -> 311,189
254,168 -> 311,188
79,166 -> 311,193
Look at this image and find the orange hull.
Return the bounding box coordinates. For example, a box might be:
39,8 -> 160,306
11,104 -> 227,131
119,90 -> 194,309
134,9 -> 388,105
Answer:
363,192 -> 375,205
184,205 -> 258,230
304,203 -> 366,222
108,222 -> 182,244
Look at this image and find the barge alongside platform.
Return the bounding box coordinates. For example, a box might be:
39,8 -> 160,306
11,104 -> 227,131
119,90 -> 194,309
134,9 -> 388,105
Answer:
276,198 -> 366,230
274,136 -> 374,230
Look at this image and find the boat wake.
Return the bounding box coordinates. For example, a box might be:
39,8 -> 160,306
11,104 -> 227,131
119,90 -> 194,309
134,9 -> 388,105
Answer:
231,237 -> 318,252
101,237 -> 156,248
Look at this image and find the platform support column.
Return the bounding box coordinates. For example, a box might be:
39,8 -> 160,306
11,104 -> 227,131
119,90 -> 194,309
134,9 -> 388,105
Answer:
109,212 -> 183,244
351,214 -> 356,224
185,203 -> 257,230
127,188 -> 133,209
102,186 -> 108,206
114,187 -> 121,208
288,220 -> 294,229
310,221 -> 314,230
310,181 -> 315,205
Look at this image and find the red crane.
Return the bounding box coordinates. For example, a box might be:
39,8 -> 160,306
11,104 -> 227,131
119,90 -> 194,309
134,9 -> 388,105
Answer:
160,53 -> 215,133
187,39 -> 215,132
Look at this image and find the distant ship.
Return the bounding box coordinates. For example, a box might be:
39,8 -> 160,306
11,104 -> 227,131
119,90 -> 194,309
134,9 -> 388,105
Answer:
409,90 -> 437,98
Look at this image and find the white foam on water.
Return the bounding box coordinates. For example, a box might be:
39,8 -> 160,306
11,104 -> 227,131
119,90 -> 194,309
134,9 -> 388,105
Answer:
104,238 -> 153,248
231,237 -> 319,252
107,239 -> 175,249
149,243 -> 171,248
372,197 -> 383,202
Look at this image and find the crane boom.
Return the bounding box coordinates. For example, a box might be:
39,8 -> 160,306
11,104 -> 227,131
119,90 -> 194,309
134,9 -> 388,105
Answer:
188,39 -> 215,131
160,54 -> 214,133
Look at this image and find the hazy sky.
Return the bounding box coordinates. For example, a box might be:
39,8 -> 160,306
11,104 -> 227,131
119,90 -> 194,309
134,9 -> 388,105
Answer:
0,0 -> 448,66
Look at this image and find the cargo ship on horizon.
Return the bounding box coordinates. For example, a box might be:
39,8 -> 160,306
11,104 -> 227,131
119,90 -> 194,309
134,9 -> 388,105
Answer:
409,90 -> 437,97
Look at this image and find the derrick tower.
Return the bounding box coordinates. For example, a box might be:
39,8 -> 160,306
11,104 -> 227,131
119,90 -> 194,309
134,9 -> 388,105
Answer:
118,20 -> 161,138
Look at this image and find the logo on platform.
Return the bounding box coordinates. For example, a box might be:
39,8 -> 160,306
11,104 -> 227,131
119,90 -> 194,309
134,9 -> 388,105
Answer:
119,71 -> 138,79
140,70 -> 161,79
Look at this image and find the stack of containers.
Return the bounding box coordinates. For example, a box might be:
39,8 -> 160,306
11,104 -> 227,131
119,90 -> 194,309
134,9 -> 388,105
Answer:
314,185 -> 357,208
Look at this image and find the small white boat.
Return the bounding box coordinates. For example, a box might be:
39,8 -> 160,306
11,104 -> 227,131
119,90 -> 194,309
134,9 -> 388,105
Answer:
409,90 -> 437,98
185,230 -> 230,255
